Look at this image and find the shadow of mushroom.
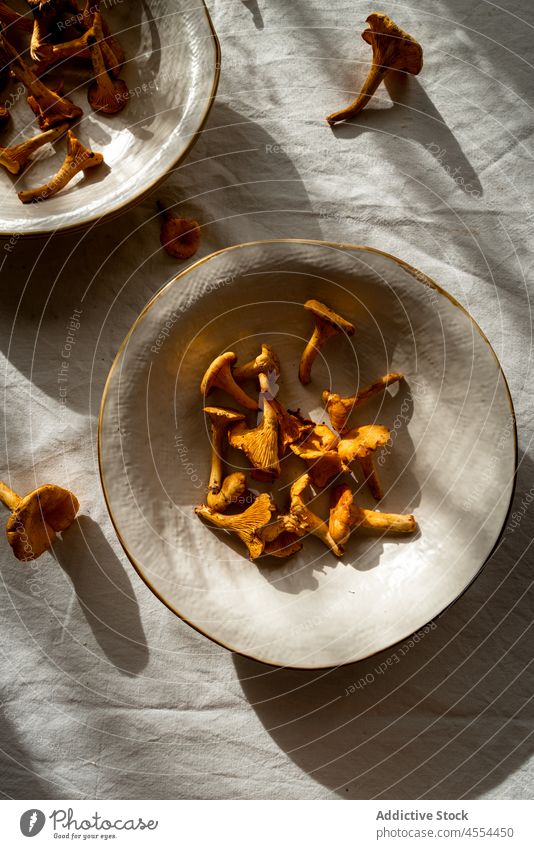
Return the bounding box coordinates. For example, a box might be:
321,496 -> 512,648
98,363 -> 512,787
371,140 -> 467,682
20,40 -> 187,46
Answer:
241,0 -> 264,30
232,445 -> 532,800
0,705 -> 62,798
331,74 -> 482,197
54,515 -> 149,676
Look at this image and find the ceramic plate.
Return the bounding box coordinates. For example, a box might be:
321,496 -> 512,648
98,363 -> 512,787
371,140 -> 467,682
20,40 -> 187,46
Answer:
0,1 -> 219,236
99,240 -> 516,668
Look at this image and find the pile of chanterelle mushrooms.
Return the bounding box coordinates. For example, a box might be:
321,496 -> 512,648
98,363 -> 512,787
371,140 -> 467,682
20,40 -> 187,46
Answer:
196,299 -> 417,562
0,0 -> 126,203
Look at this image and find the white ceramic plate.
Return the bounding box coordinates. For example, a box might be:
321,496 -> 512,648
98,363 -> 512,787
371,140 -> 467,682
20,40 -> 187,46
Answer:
99,240 -> 516,668
0,1 -> 220,235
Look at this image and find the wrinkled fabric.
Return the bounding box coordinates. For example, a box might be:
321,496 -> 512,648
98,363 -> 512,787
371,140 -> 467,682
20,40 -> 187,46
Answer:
0,0 -> 533,800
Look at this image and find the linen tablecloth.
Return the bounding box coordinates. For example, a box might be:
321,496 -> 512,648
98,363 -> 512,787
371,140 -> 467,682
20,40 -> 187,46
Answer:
1,0 -> 533,799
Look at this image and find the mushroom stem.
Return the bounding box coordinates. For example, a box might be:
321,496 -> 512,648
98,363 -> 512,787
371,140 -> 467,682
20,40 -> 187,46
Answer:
299,300 -> 355,385
323,372 -> 404,432
0,30 -> 82,129
0,481 -> 20,511
0,123 -> 67,175
327,63 -> 384,125
0,2 -> 33,33
329,484 -> 415,545
17,130 -> 104,204
357,508 -> 416,533
208,425 -> 225,495
358,454 -> 383,499
201,353 -> 259,411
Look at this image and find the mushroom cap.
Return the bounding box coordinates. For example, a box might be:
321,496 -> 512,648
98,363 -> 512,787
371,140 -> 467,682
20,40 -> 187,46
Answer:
304,299 -> 355,335
229,414 -> 280,480
160,216 -> 201,259
6,484 -> 79,561
203,406 -> 246,428
196,492 -> 275,560
329,484 -> 354,545
200,352 -> 238,395
338,424 -> 390,463
363,12 -> 423,75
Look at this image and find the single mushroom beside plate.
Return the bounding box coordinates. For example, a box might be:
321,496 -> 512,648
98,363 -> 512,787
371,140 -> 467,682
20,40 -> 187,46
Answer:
288,473 -> 344,557
327,12 -> 423,126
299,299 -> 355,385
0,479 -> 79,561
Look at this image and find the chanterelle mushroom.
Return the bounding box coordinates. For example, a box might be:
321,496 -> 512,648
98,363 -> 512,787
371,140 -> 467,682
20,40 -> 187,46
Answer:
299,299 -> 355,385
203,406 -> 246,508
338,424 -> 390,499
0,29 -> 82,129
289,473 -> 344,556
258,513 -> 303,558
228,372 -> 280,481
329,484 -> 416,546
233,344 -> 281,383
0,479 -> 79,561
0,123 -> 67,175
18,129 -> 104,203
327,12 -> 423,125
290,422 -> 347,488
157,201 -> 201,260
323,372 -> 404,432
207,472 -> 248,514
195,492 -> 275,560
87,13 -> 128,114
201,352 -> 259,411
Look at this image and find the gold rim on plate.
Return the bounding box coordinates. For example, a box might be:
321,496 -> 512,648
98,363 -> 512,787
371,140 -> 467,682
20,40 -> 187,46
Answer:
97,239 -> 518,670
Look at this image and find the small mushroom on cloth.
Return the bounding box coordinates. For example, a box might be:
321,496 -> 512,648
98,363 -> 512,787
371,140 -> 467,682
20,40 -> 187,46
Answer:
329,483 -> 416,546
338,424 -> 390,499
327,12 -> 423,125
323,372 -> 404,432
0,122 -> 67,174
0,479 -> 79,561
299,299 -> 355,385
17,129 -> 104,203
200,352 -> 259,411
196,492 -> 276,561
228,372 -> 280,481
157,201 -> 201,260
